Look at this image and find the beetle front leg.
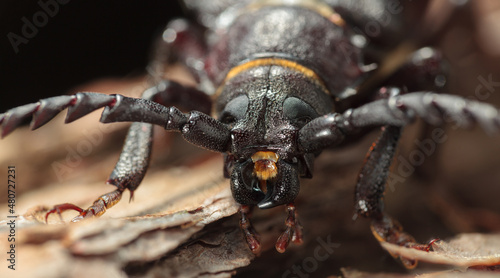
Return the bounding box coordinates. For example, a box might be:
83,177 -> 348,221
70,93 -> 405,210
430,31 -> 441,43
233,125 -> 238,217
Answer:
106,80 -> 212,198
38,81 -> 215,222
46,189 -> 124,222
354,125 -> 432,268
354,125 -> 401,219
98,16 -> 213,214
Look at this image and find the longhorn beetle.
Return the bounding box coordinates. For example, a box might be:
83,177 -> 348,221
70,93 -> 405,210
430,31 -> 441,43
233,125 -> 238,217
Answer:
1,0 -> 499,269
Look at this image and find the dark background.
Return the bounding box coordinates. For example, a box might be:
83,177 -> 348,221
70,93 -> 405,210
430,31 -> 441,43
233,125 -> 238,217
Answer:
0,0 -> 183,112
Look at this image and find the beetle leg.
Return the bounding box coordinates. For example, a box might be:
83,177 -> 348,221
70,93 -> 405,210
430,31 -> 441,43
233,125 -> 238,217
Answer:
353,125 -> 420,268
346,47 -> 447,111
0,80 -> 216,223
148,19 -> 208,84
354,126 -> 401,219
329,0 -> 431,47
107,81 -> 212,197
370,216 -> 440,269
239,205 -> 261,254
355,125 -> 444,268
25,81 -> 217,222
105,121 -> 153,197
103,16 -> 212,208
370,215 -> 420,269
45,203 -> 83,222
275,203 -> 303,253
300,89 -> 500,266
46,189 -> 124,222
384,47 -> 447,93
101,17 -> 211,217
380,47 -> 447,181
145,80 -> 212,115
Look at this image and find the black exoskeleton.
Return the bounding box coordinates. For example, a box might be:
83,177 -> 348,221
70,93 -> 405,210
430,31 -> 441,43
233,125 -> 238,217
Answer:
1,0 -> 499,268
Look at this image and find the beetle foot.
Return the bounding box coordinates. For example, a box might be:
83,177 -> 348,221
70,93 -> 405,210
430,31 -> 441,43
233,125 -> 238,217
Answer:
371,214 -> 423,269
276,203 -> 303,253
239,205 -> 261,254
406,238 -> 441,252
45,189 -> 124,223
45,203 -> 86,223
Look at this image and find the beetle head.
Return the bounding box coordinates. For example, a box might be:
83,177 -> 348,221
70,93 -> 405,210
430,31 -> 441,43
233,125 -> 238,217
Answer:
216,65 -> 333,208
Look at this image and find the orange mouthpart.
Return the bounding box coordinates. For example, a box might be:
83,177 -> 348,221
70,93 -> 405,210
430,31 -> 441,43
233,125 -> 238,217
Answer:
251,151 -> 279,181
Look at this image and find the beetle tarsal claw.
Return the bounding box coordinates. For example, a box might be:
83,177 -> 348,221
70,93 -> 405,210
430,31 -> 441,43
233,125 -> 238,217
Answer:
45,203 -> 85,223
276,203 -> 303,253
370,215 -> 438,269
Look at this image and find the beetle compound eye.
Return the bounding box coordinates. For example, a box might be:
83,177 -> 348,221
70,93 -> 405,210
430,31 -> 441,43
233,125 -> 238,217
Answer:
283,97 -> 319,128
219,95 -> 249,125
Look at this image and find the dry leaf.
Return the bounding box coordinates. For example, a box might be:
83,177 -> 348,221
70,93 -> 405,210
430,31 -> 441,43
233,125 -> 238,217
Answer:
380,233 -> 500,268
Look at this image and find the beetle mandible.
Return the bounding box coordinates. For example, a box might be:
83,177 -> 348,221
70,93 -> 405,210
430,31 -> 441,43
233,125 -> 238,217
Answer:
1,0 -> 499,268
